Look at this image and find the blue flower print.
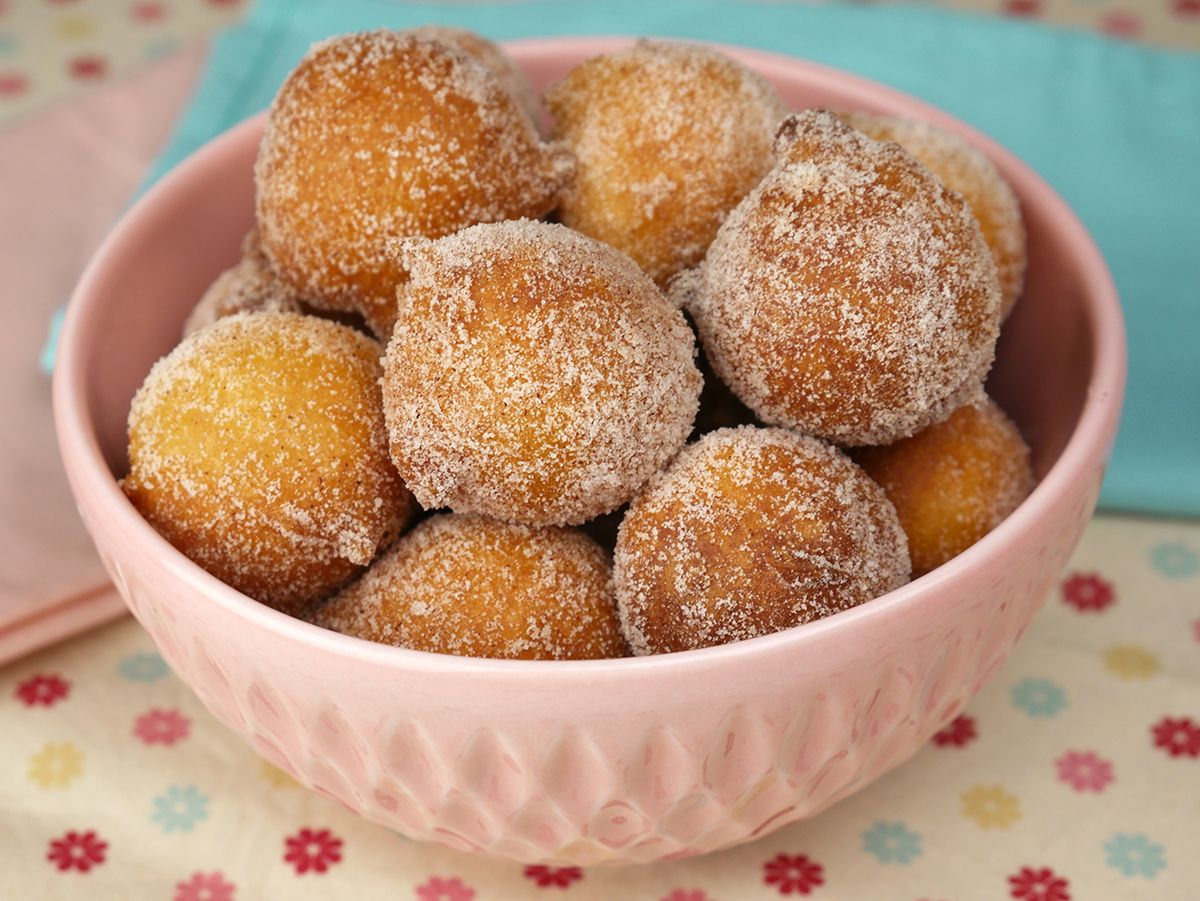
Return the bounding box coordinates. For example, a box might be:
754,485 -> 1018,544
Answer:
862,821 -> 922,864
1104,833 -> 1166,878
1011,678 -> 1067,717
152,785 -> 209,833
119,652 -> 169,683
1149,542 -> 1199,580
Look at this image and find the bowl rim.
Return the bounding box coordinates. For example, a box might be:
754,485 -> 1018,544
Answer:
53,35 -> 1127,680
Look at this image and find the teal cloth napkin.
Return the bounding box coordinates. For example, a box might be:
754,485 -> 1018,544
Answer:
147,0 -> 1200,517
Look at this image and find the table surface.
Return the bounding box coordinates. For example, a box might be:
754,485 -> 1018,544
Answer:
2,1 -> 1199,899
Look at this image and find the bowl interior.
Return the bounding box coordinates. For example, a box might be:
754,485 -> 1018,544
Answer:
61,37 -> 1123,653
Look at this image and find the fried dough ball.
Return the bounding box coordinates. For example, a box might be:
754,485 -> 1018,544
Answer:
124,312 -> 417,616
614,426 -> 911,655
313,513 -> 628,660
183,229 -> 303,338
185,229 -> 376,340
255,29 -> 574,339
837,111 -> 1026,320
675,110 -> 1002,447
383,219 -> 702,527
544,39 -> 789,287
407,25 -> 541,126
851,397 -> 1034,577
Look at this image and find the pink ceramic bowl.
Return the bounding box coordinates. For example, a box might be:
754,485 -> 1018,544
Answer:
54,37 -> 1125,866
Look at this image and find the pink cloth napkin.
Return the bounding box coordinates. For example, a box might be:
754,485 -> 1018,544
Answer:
0,45 -> 207,664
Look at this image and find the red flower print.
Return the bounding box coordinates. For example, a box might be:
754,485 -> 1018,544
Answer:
1003,0 -> 1041,16
416,876 -> 475,901
1060,573 -> 1114,612
174,871 -> 236,901
1174,0 -> 1200,16
283,828 -> 342,874
134,708 -> 191,745
1055,751 -> 1114,792
132,2 -> 167,21
1101,12 -> 1141,38
68,55 -> 107,81
1009,866 -> 1070,901
0,72 -> 29,98
1150,716 -> 1200,757
16,674 -> 71,706
933,714 -> 978,748
46,830 -> 107,872
763,853 -> 824,895
524,865 -> 583,888
1192,618 -> 1200,644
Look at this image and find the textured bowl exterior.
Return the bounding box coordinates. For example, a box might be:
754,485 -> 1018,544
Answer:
54,38 -> 1125,866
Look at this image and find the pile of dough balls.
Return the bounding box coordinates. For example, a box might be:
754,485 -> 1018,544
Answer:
124,30 -> 1034,659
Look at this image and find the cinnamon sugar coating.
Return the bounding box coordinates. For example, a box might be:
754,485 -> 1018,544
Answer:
255,29 -> 573,339
544,39 -> 789,287
614,426 -> 911,655
676,109 -> 1002,447
851,397 -> 1034,577
382,219 -> 702,526
837,111 -> 1026,320
313,513 -> 628,660
408,25 -> 541,126
183,229 -> 304,339
124,312 -> 417,617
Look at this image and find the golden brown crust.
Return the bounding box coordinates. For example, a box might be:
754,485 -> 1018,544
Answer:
183,229 -> 304,338
545,39 -> 789,287
407,25 -> 542,126
124,312 -> 417,616
676,109 -> 1002,446
614,426 -> 910,655
851,397 -> 1034,576
313,513 -> 628,660
837,112 -> 1026,321
255,29 -> 573,338
382,219 -> 702,527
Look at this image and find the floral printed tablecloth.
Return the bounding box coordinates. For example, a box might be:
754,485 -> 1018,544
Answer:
3,513 -> 1198,898
3,0 -> 1200,897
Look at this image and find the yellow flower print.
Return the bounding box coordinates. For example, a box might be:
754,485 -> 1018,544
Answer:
259,760 -> 301,789
28,741 -> 85,789
1102,644 -> 1161,680
961,784 -> 1021,828
56,15 -> 97,40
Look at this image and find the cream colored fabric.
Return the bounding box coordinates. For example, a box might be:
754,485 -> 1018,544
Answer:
2,514 -> 1196,898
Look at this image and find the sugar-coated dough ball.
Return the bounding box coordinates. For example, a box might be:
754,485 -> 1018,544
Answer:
837,111 -> 1026,320
407,25 -> 541,126
614,426 -> 911,655
312,514 -> 629,660
124,312 -> 417,616
851,397 -> 1034,577
183,229 -> 303,339
676,110 -> 1002,447
544,39 -> 789,287
383,219 -> 702,527
255,29 -> 573,338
